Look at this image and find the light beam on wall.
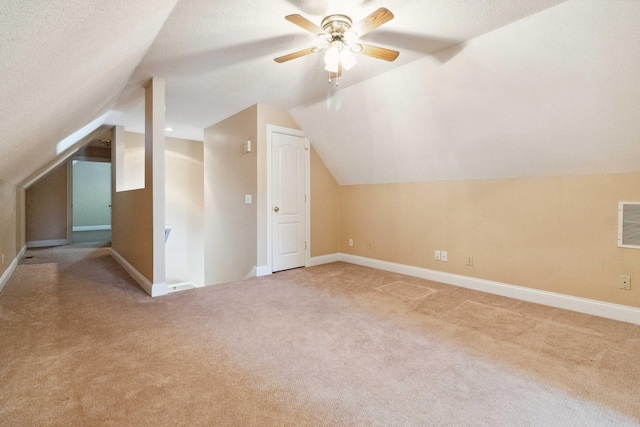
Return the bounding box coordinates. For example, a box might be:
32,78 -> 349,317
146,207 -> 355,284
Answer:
56,113 -> 109,154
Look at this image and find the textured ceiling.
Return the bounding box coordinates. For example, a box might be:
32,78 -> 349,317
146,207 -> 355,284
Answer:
3,0 -> 639,187
0,0 -> 179,184
117,0 -> 566,140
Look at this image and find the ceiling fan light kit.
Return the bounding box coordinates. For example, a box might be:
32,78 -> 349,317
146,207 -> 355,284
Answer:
275,8 -> 399,85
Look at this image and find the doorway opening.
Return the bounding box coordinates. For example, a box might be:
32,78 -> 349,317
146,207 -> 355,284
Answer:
72,160 -> 112,244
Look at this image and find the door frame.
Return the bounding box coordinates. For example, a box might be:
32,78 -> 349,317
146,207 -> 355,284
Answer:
266,125 -> 310,275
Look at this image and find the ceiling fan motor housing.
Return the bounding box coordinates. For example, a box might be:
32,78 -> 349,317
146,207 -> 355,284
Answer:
321,14 -> 352,36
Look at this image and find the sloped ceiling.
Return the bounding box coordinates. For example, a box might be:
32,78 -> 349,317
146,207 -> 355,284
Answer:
2,0 -> 639,187
0,0 -> 179,185
115,0 -> 565,140
290,0 -> 640,184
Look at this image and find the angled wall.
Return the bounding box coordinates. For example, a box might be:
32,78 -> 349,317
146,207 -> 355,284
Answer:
310,146 -> 340,257
340,172 -> 640,309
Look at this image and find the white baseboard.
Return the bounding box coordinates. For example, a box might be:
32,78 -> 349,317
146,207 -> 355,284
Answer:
0,245 -> 27,294
308,253 -> 640,326
308,253 -> 342,266
27,239 -> 68,248
110,249 -> 167,297
256,265 -> 271,277
73,225 -> 111,231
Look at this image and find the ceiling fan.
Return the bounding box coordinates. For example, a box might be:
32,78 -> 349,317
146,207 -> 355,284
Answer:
274,7 -> 399,84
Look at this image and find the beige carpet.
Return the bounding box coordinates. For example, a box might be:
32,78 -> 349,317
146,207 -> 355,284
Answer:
1,244 -> 639,426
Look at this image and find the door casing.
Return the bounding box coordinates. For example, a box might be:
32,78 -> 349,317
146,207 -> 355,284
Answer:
266,125 -> 310,275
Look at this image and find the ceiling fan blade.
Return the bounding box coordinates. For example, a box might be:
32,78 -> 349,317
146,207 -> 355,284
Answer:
358,44 -> 399,62
274,47 -> 317,63
285,14 -> 326,36
352,8 -> 394,38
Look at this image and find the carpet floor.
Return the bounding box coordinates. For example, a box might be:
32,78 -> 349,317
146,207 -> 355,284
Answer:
1,244 -> 639,426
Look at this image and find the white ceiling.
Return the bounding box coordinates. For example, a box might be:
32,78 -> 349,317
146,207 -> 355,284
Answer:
291,0 -> 640,184
2,0 -> 639,186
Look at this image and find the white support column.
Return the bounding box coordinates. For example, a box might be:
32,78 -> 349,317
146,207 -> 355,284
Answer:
145,78 -> 167,295
113,125 -> 125,192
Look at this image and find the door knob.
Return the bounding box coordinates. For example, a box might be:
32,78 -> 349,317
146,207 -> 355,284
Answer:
274,206 -> 280,212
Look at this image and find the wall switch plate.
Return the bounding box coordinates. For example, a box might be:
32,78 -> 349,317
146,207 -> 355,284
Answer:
619,275 -> 631,290
244,194 -> 252,204
348,238 -> 353,247
466,255 -> 473,266
441,251 -> 448,262
435,250 -> 441,260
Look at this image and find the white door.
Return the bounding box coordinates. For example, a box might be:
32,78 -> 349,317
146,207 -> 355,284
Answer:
272,132 -> 307,272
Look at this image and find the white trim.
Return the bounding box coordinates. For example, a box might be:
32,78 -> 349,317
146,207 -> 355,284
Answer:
27,239 -> 68,248
304,139 -> 311,268
167,281 -> 202,288
67,160 -> 73,244
308,253 -> 341,266
110,248 -> 167,297
256,265 -> 271,277
245,266 -> 257,279
309,253 -> 640,326
0,245 -> 27,294
266,125 -> 311,275
73,225 -> 112,231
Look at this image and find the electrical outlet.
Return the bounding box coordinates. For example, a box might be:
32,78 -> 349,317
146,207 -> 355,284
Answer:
367,242 -> 373,250
1,253 -> 4,264
441,251 -> 448,262
466,255 -> 473,266
435,250 -> 441,260
348,238 -> 353,247
619,275 -> 631,290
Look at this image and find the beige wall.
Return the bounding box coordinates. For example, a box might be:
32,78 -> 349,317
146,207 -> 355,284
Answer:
340,172 -> 640,308
204,105 -> 258,285
111,129 -> 154,282
165,136 -> 204,286
0,179 -> 23,280
310,146 -> 340,257
25,162 -> 69,245
204,103 -> 339,283
15,186 -> 26,253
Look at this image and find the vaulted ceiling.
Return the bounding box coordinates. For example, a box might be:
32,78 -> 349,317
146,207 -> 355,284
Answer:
2,0 -> 639,186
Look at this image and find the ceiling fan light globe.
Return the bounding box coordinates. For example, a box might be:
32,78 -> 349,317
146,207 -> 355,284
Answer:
324,45 -> 340,67
340,49 -> 356,70
350,44 -> 362,53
